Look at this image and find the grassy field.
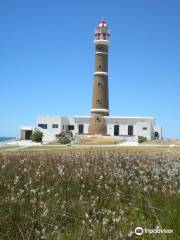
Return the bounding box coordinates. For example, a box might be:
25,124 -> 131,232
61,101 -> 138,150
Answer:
0,146 -> 19,152
47,138 -> 122,145
19,144 -> 180,154
145,140 -> 180,145
0,149 -> 180,239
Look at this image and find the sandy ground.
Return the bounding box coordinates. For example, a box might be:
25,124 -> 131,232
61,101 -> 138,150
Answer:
0,140 -> 42,148
0,140 -> 179,150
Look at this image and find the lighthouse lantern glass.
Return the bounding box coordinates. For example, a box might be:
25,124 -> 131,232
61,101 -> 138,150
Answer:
95,20 -> 110,40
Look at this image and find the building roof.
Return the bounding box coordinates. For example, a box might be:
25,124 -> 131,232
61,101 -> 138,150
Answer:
74,116 -> 155,119
20,126 -> 34,130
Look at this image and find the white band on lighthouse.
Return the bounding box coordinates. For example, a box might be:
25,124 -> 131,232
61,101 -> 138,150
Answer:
95,52 -> 108,55
94,39 -> 109,46
91,108 -> 109,113
94,71 -> 108,76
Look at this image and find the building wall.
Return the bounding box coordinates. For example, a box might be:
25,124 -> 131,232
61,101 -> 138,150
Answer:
135,122 -> 153,140
20,130 -> 26,140
37,116 -> 69,142
105,117 -> 155,139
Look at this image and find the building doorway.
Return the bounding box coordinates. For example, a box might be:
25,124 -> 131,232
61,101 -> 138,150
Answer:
128,125 -> 133,136
154,132 -> 159,140
25,130 -> 33,140
79,124 -> 84,134
114,125 -> 119,136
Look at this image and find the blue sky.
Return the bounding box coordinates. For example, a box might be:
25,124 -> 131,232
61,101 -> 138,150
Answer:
0,0 -> 179,138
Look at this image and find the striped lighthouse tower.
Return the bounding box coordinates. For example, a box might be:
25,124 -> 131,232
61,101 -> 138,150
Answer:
88,19 -> 110,135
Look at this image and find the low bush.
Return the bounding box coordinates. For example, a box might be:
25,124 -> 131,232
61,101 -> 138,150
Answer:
56,132 -> 71,144
31,129 -> 43,142
138,136 -> 147,143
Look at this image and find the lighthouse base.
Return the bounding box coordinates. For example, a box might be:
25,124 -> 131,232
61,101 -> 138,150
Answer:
88,114 -> 107,135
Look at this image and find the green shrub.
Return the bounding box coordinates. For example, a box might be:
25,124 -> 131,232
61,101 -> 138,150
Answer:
138,136 -> 147,143
56,132 -> 71,144
31,129 -> 43,142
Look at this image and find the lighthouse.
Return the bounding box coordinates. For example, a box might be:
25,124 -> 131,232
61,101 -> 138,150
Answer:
20,19 -> 162,141
88,19 -> 110,135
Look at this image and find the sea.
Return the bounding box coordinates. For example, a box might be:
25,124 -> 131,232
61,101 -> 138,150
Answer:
0,137 -> 16,142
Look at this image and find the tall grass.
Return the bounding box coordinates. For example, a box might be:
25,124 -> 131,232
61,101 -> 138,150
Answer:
0,151 -> 179,239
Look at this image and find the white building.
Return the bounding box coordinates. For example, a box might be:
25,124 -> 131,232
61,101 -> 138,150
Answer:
20,115 -> 162,142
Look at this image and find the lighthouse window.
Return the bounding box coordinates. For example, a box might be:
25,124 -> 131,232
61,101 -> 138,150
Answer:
97,45 -> 104,51
97,99 -> 100,103
98,82 -> 101,86
96,117 -> 100,121
99,65 -> 102,69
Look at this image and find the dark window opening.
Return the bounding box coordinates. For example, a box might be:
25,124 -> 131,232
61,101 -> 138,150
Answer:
114,125 -> 119,136
52,124 -> 58,128
79,124 -> 84,134
96,117 -> 100,121
99,65 -> 102,69
97,99 -> 100,103
98,82 -> 101,86
38,124 -> 47,129
68,125 -> 74,130
142,127 -> 147,130
128,125 -> 133,136
63,125 -> 65,130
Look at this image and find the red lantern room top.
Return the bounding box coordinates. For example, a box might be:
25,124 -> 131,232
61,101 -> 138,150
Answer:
95,19 -> 110,40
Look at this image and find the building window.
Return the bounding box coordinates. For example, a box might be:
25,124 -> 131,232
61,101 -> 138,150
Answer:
128,125 -> 133,136
52,124 -> 58,128
68,125 -> 74,130
99,65 -> 102,69
142,127 -> 147,130
63,125 -> 65,130
38,124 -> 47,129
